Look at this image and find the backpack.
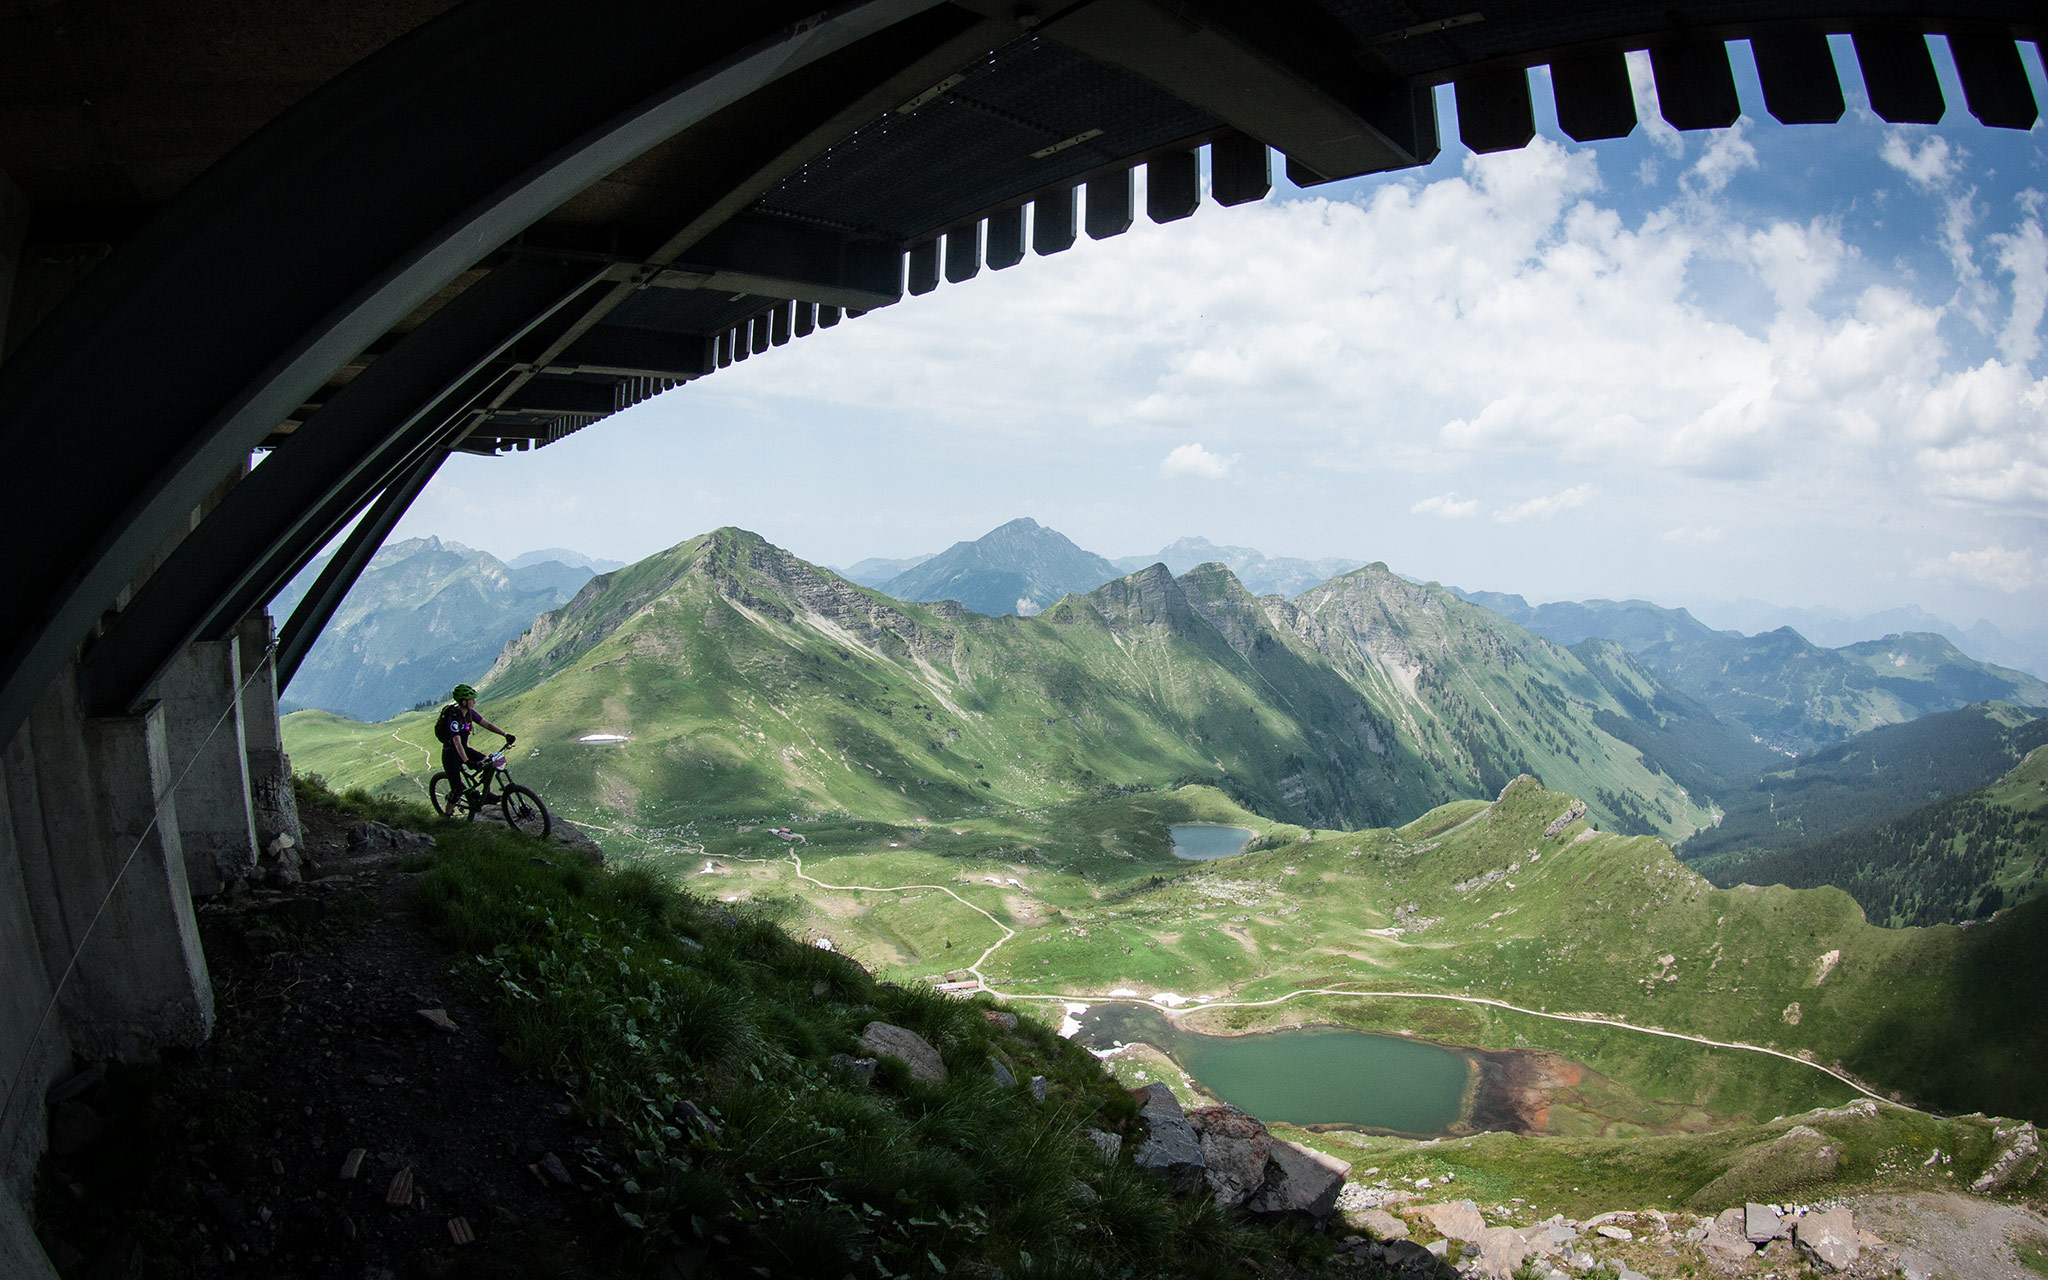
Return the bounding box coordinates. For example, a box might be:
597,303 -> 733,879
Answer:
433,703 -> 466,746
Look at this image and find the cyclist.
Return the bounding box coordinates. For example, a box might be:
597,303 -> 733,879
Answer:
435,683 -> 514,812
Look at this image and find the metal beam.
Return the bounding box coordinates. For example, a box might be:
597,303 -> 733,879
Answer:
1043,0 -> 1434,182
277,449 -> 453,691
0,0 -> 947,749
77,256 -> 602,715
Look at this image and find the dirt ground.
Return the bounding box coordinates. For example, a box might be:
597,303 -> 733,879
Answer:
1846,1190 -> 2048,1280
31,796 -> 624,1280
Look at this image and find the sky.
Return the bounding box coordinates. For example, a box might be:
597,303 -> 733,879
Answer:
392,36 -> 2048,636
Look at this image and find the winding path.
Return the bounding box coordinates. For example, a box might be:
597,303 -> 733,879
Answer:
746,850 -> 1888,1103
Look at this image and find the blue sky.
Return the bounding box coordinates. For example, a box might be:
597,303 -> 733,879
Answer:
395,36 -> 2048,635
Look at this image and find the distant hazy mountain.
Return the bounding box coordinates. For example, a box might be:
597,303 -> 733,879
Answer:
507,547 -> 626,573
877,517 -> 1121,616
1693,598 -> 2048,681
837,553 -> 934,588
271,536 -> 595,720
1457,589 -> 2048,753
1112,536 -> 1363,598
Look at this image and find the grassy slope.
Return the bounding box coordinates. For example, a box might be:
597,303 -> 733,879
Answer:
624,777 -> 2048,1132
1699,744 -> 2048,927
287,529 -> 1706,841
297,779 -> 1334,1280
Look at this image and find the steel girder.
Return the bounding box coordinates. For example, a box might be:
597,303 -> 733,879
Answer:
0,0 -> 947,747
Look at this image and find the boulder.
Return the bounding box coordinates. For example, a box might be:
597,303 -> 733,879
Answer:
983,1010 -> 1019,1030
857,1022 -> 946,1085
1130,1083 -> 1206,1194
345,821 -> 437,858
1703,1208 -> 1754,1266
1186,1106 -> 1272,1207
1358,1208 -> 1409,1240
1463,1224 -> 1529,1280
1794,1207 -> 1858,1272
1245,1139 -> 1349,1221
988,1057 -> 1017,1088
1409,1199 -> 1486,1244
1083,1129 -> 1121,1165
1744,1202 -> 1786,1244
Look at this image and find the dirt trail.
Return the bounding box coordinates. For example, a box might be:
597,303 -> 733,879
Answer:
1847,1191 -> 2048,1280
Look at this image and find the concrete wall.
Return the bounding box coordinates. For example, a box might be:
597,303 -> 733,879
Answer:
0,660 -> 225,1279
157,639 -> 259,896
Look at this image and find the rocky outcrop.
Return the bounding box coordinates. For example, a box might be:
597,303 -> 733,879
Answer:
1970,1120 -> 2039,1193
1542,799 -> 1587,838
857,1022 -> 946,1085
1130,1084 -> 1206,1194
1131,1090 -> 1347,1220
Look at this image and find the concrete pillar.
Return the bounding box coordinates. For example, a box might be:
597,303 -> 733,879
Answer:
236,614 -> 301,853
0,724 -> 68,1203
16,677 -> 212,1063
155,639 -> 258,895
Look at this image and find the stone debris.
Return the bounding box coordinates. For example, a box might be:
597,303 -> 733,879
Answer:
1594,1224 -> 1632,1241
446,1216 -> 475,1245
338,1147 -> 366,1180
1029,1074 -> 1048,1103
416,1008 -> 459,1032
538,1152 -> 573,1186
384,1167 -> 414,1206
857,1021 -> 947,1085
345,821 -> 437,859
982,1010 -> 1019,1030
987,1057 -> 1017,1088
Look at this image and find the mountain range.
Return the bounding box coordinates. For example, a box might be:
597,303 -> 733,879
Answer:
270,537 -> 605,721
874,517 -> 1123,617
1110,536 -> 1365,598
295,527 -> 1718,839
1455,590 -> 2048,754
1693,597 -> 2048,680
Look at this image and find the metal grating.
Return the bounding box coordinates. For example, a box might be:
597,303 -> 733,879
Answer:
755,35 -> 1222,243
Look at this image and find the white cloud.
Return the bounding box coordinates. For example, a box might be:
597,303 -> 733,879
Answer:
1911,544 -> 2042,593
1493,484 -> 1595,523
1661,525 -> 1724,545
1159,442 -> 1236,478
1881,134 -> 1956,189
1411,493 -> 1479,518
1991,207 -> 2047,364
1685,121 -> 1758,196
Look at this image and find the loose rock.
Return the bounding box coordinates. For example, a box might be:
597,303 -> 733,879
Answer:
1794,1206 -> 1859,1272
1129,1083 -> 1206,1195
857,1021 -> 947,1085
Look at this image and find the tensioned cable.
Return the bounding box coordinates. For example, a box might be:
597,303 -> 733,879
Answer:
0,639 -> 280,1141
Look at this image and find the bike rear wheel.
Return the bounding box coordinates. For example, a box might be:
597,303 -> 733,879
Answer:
500,784 -> 551,839
429,770 -> 483,820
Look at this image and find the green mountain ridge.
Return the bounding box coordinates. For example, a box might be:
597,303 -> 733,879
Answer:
293,528 -> 1709,841
1112,536 -> 1365,598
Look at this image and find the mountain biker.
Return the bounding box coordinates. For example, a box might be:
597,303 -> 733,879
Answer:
435,683 -> 514,811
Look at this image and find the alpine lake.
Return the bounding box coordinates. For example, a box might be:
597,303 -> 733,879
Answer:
1076,1003 -> 1474,1135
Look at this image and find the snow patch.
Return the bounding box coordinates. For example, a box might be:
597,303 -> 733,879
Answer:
1058,1002 -> 1088,1038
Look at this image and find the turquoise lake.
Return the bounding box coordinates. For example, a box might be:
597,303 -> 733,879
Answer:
1168,824 -> 1254,860
1078,1004 -> 1473,1134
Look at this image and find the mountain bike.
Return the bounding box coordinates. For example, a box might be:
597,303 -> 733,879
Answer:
429,747 -> 551,839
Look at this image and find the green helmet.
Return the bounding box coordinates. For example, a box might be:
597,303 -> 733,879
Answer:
451,684 -> 478,702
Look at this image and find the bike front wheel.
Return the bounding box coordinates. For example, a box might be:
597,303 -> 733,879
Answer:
500,784 -> 552,839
